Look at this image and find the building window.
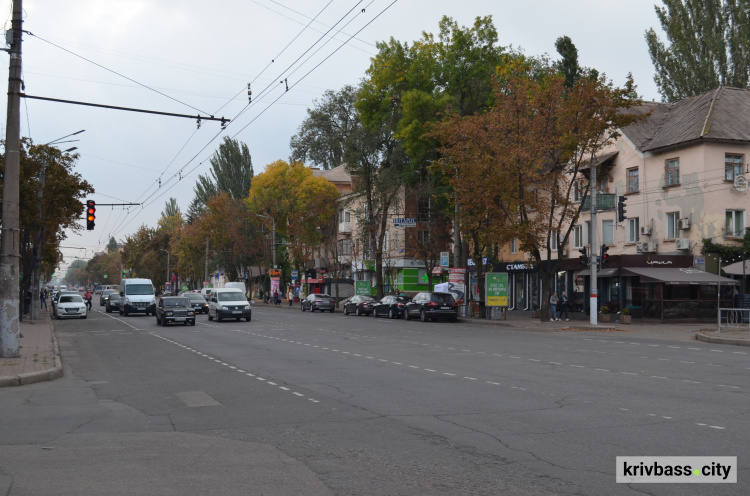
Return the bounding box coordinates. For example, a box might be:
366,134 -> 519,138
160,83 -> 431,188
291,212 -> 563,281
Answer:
573,226 -> 583,249
626,218 -> 640,243
393,232 -> 399,250
573,180 -> 585,202
338,239 -> 352,256
550,232 -> 558,251
627,168 -> 639,193
585,221 -> 591,245
666,158 -> 680,186
666,212 -> 680,239
382,232 -> 389,253
597,178 -> 608,194
417,197 -> 430,221
726,154 -> 744,181
511,238 -> 518,254
726,210 -> 745,237
418,230 -> 430,245
602,220 -> 614,245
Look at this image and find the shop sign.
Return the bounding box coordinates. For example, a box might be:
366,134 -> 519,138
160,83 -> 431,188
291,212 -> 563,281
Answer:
355,280 -> 372,295
270,269 -> 282,276
393,218 -> 417,228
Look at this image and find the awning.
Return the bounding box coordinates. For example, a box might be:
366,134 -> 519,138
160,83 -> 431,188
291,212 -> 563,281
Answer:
723,260 -> 750,276
577,268 -> 619,277
621,267 -> 739,285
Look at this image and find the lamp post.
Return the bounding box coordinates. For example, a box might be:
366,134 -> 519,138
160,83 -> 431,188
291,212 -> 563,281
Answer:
160,249 -> 170,293
256,214 -> 276,268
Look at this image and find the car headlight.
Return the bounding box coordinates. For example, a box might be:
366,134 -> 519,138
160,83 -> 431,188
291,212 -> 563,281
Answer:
166,311 -> 173,316
188,311 -> 194,316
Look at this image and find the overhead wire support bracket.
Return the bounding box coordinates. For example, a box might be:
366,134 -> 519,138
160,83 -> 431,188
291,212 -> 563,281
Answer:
20,94 -> 230,126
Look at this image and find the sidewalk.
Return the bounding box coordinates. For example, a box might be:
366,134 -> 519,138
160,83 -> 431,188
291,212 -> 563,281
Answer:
0,309 -> 62,387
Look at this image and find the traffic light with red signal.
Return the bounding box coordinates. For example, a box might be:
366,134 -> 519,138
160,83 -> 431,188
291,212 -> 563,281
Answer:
86,200 -> 96,230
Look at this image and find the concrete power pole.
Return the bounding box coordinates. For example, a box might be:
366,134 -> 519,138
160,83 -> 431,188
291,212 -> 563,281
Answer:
0,0 -> 23,357
204,237 -> 209,287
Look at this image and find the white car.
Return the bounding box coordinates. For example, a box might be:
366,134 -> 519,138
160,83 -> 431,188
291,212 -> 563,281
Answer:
55,294 -> 87,319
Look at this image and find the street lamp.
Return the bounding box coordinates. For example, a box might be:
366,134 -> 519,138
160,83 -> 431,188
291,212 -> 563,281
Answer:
256,214 -> 276,268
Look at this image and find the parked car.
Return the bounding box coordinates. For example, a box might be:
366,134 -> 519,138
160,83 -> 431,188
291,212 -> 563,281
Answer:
372,295 -> 413,319
55,293 -> 87,320
105,293 -> 122,313
208,288 -> 252,322
342,295 -> 376,316
183,292 -> 209,314
52,291 -> 79,318
155,296 -> 196,326
404,292 -> 458,322
99,289 -> 118,306
301,293 -> 335,312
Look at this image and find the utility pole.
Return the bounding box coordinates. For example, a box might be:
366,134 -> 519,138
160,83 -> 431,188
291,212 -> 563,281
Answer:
589,149 -> 598,326
0,0 -> 23,357
204,237 -> 209,288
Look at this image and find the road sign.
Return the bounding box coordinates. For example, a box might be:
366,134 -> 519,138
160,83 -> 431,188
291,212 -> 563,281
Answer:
485,273 -> 509,307
291,270 -> 298,280
440,251 -> 449,267
393,218 -> 417,228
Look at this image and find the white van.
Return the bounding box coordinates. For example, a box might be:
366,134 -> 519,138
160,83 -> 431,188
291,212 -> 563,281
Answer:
119,278 -> 156,316
208,288 -> 251,322
200,288 -> 213,301
223,282 -> 246,293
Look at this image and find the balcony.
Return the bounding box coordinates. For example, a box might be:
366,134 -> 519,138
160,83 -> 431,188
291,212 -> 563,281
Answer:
581,194 -> 615,211
338,222 -> 352,233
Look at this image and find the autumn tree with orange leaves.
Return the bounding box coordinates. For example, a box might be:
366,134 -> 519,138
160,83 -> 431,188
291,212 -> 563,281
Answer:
432,61 -> 642,319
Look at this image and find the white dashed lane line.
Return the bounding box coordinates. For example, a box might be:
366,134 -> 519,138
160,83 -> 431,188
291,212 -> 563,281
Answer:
149,333 -> 320,404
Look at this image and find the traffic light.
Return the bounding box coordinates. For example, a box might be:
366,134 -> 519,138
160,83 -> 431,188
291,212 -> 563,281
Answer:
86,200 -> 96,230
601,244 -> 609,266
579,247 -> 588,267
617,195 -> 627,222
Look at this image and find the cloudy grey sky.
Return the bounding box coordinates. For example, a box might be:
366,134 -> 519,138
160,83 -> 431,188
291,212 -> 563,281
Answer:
1,0 -> 664,275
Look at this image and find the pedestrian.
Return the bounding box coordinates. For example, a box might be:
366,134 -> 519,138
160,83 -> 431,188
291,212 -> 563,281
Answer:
84,289 -> 93,311
276,290 -> 281,305
24,290 -> 32,315
272,289 -> 278,305
288,287 -> 293,306
40,289 -> 47,310
549,291 -> 559,321
560,291 -> 570,321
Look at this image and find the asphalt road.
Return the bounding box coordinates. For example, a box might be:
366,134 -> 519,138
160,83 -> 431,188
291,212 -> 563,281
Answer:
1,303 -> 747,495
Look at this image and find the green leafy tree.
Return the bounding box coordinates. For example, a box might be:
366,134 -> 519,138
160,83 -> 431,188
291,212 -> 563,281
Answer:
107,236 -> 118,253
188,137 -> 254,220
646,0 -> 750,102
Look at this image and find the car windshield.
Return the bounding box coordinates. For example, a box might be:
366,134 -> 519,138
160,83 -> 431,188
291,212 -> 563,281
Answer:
126,284 -> 154,295
218,292 -> 246,302
360,296 -> 374,302
109,294 -> 121,300
315,294 -> 331,299
163,298 -> 188,307
103,290 -> 117,296
186,294 -> 204,301
60,295 -> 83,303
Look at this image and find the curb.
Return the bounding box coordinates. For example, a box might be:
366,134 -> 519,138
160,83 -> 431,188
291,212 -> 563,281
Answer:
0,318 -> 63,388
695,331 -> 750,347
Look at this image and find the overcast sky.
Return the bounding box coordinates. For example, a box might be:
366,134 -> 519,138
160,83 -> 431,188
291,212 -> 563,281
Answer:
1,0 -> 665,276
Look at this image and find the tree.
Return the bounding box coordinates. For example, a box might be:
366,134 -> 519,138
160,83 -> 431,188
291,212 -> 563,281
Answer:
646,0 -> 750,102
289,86 -> 361,170
555,35 -> 582,89
188,137 -> 253,220
107,237 -> 118,253
432,61 -> 642,319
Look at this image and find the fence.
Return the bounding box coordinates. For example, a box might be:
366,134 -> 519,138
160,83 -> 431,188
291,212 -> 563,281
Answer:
718,308 -> 750,331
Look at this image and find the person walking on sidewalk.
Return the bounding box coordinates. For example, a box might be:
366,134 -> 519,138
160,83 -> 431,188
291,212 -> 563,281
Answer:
288,288 -> 294,307
560,291 -> 570,321
40,288 -> 47,310
549,292 -> 559,321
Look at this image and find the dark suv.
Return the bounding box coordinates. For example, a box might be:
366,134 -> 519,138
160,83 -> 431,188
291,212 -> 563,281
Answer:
404,292 -> 458,322
155,296 -> 196,326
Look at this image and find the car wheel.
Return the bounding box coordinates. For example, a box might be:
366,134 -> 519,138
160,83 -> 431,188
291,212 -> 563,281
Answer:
330,309 -> 335,313
404,308 -> 411,320
389,308 -> 395,319
217,314 -> 222,322
420,310 -> 427,322
246,316 -> 251,322
156,315 -> 160,325
82,315 -> 87,319
356,307 -> 361,316
161,315 -> 167,326
123,307 -> 129,317
190,320 -> 196,326
301,304 -> 305,312
344,306 -> 349,315
208,312 -> 213,321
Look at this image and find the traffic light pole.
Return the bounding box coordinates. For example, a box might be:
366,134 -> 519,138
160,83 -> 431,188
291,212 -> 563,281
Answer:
589,150 -> 598,326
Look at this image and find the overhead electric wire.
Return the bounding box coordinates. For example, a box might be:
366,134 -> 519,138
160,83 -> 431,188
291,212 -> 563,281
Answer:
135,127 -> 199,203
109,0 -> 393,237
25,31 -> 211,115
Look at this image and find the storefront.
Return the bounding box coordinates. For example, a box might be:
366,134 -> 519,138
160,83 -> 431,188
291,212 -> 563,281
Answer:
492,262 -> 540,311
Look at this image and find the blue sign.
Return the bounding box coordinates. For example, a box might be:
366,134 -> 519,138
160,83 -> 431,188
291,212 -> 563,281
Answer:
393,218 -> 417,228
291,270 -> 298,280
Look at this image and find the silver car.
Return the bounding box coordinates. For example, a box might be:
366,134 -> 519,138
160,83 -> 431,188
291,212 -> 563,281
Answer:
301,293 -> 336,313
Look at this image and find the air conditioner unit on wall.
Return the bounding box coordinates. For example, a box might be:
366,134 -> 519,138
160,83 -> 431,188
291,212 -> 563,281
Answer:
640,226 -> 651,235
643,242 -> 658,253
635,243 -> 644,254
675,238 -> 690,250
678,218 -> 690,230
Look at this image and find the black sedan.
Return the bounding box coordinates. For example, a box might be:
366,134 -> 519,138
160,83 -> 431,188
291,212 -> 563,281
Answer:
99,289 -> 118,306
372,295 -> 412,319
155,296 -> 196,326
183,292 -> 209,314
105,293 -> 122,313
404,292 -> 458,322
342,295 -> 376,316
301,293 -> 336,312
